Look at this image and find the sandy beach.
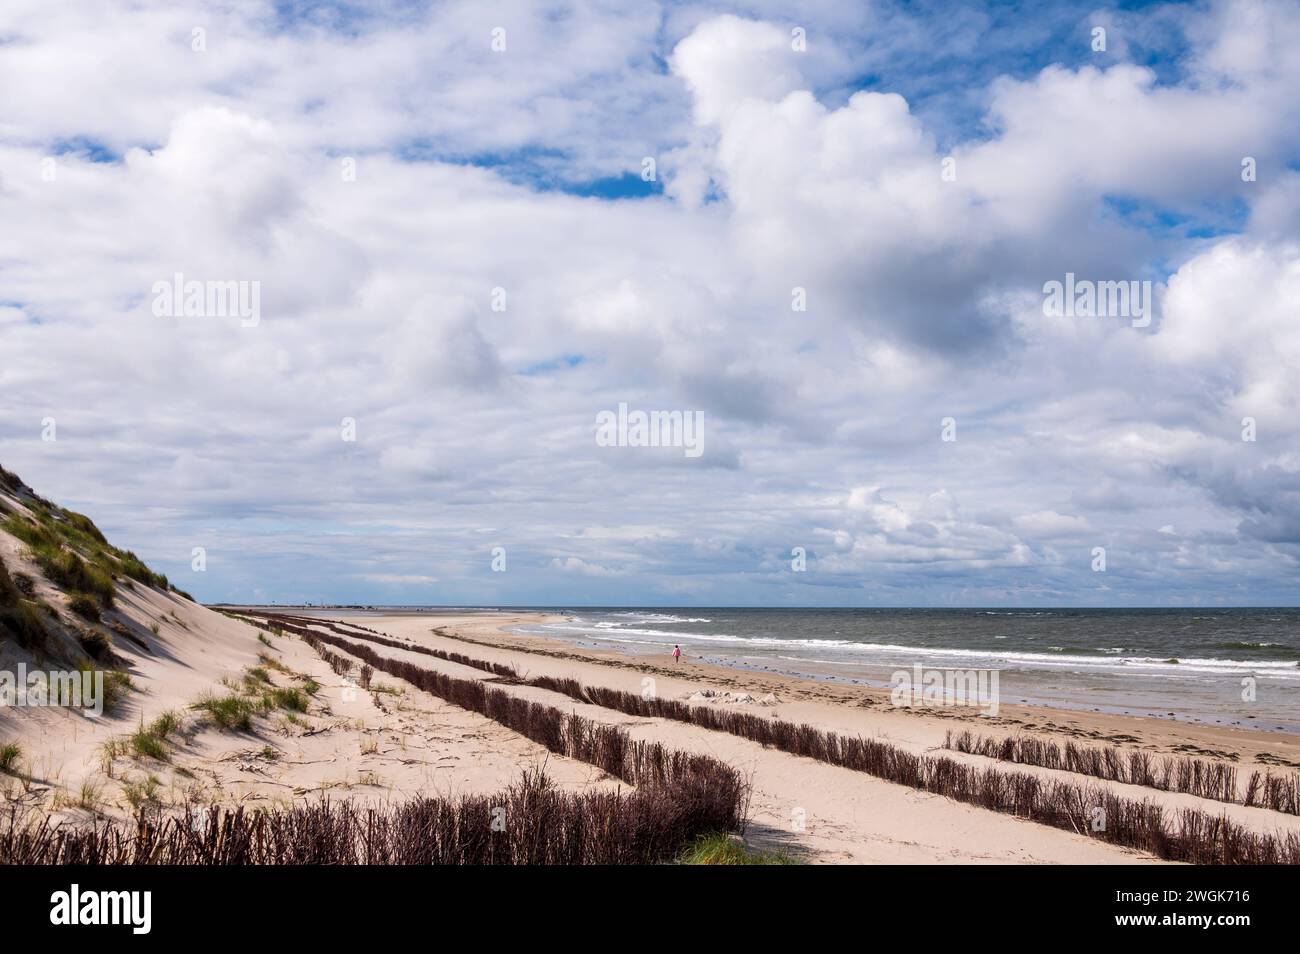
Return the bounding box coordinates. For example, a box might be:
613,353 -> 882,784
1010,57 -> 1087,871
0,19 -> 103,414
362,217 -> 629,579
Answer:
6,561 -> 1300,863
309,610 -> 1298,863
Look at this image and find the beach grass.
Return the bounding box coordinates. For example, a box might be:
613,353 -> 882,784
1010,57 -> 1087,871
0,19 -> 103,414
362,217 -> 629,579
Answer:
0,555 -> 49,651
192,694 -> 256,732
0,742 -> 21,774
676,833 -> 796,865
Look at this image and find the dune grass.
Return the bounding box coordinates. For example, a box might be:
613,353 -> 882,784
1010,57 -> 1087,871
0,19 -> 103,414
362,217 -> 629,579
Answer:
68,593 -> 102,621
264,687 -> 309,712
676,833 -> 796,865
0,555 -> 48,651
129,729 -> 169,761
0,742 -> 21,774
192,694 -> 256,732
99,669 -> 133,713
0,481 -> 179,606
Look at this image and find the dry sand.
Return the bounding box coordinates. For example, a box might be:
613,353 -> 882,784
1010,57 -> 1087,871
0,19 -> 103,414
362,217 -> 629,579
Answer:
6,591 -> 1300,865
0,597 -> 614,823
324,610 -> 1300,864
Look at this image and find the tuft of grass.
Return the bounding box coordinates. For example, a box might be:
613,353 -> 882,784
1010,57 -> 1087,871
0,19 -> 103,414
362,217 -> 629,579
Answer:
68,593 -> 102,621
192,694 -> 255,732
62,510 -> 107,545
77,780 -> 103,813
2,514 -> 58,551
130,729 -> 169,761
77,629 -> 112,659
675,834 -> 796,866
149,711 -> 181,740
36,550 -> 115,607
98,669 -> 133,713
257,632 -> 274,648
266,687 -> 309,713
122,775 -> 161,810
0,556 -> 48,650
100,737 -> 130,761
0,742 -> 21,774
257,653 -> 291,674
149,621 -> 161,635
116,550 -> 169,590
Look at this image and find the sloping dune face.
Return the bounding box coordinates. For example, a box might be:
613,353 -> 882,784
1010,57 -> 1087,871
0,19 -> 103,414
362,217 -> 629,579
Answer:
0,465 -> 612,824
0,463 -> 271,809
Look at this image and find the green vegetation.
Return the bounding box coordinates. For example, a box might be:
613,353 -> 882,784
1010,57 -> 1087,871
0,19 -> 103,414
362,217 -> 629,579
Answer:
0,470 -> 184,609
129,729 -> 169,761
192,670 -> 314,732
122,774 -> 162,810
265,687 -> 309,712
68,593 -> 102,621
0,465 -> 23,494
192,694 -> 256,732
77,780 -> 103,812
149,711 -> 180,739
0,555 -> 47,651
51,553 -> 114,606
62,510 -> 107,545
107,710 -> 182,767
116,550 -> 170,590
77,630 -> 111,659
0,742 -> 21,774
675,834 -> 796,866
99,669 -> 134,713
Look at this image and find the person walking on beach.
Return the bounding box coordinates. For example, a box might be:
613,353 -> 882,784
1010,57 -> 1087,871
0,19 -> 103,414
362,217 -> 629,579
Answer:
673,645 -> 682,664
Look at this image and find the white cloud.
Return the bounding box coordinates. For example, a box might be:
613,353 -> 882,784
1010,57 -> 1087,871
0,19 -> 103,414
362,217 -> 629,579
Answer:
1,1 -> 1298,605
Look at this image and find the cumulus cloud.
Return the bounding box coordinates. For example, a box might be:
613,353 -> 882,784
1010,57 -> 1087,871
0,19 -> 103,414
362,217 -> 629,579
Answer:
1,0 -> 1297,605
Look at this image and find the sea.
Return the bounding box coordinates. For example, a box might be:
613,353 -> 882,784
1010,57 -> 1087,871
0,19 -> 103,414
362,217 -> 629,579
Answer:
508,607 -> 1300,732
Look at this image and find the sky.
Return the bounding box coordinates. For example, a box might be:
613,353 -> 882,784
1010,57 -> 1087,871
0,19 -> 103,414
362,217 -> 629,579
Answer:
1,0 -> 1298,607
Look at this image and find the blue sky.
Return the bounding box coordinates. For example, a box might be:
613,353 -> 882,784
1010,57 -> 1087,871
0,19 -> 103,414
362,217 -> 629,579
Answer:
1,0 -> 1299,606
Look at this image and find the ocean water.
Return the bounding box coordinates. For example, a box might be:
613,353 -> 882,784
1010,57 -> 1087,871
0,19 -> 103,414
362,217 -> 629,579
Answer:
513,608 -> 1300,732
